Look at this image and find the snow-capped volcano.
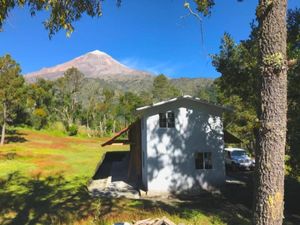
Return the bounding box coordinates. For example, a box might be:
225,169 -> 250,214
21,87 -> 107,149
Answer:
25,50 -> 152,82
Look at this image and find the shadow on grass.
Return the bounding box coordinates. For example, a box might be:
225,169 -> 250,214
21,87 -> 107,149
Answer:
3,129 -> 28,144
217,171 -> 300,225
96,192 -> 251,225
0,172 -> 97,225
96,172 -> 300,225
1,171 -> 298,225
5,135 -> 27,144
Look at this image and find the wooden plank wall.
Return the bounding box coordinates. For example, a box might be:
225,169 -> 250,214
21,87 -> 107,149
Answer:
127,119 -> 142,182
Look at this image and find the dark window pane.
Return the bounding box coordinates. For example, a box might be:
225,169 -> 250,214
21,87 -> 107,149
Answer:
167,112 -> 175,128
204,152 -> 213,169
167,119 -> 175,128
159,113 -> 167,128
195,153 -> 204,169
167,112 -> 174,118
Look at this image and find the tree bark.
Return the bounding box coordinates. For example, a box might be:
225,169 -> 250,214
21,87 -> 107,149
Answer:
1,103 -> 7,146
253,0 -> 287,225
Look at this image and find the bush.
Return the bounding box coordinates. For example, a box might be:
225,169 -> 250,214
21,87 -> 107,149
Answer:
68,124 -> 78,136
48,121 -> 66,133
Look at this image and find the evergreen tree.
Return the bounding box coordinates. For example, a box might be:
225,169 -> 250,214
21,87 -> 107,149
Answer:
152,74 -> 180,102
287,8 -> 300,177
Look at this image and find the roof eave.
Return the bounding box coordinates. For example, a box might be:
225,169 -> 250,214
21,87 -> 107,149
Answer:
136,95 -> 231,115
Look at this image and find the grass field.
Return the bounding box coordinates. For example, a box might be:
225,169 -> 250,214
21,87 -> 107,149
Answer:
2,127 -> 298,225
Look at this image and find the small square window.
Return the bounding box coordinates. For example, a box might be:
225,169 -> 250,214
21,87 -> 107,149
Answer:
159,111 -> 175,128
195,152 -> 213,170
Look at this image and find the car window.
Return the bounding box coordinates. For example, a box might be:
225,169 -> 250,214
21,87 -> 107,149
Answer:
232,151 -> 247,157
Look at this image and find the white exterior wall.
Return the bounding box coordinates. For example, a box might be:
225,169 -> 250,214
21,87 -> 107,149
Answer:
141,99 -> 225,194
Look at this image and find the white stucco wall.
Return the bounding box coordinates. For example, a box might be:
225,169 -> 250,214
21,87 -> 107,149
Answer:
140,99 -> 225,194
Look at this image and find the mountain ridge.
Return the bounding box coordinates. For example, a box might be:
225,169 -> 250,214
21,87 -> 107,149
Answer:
24,50 -> 214,95
25,50 -> 152,82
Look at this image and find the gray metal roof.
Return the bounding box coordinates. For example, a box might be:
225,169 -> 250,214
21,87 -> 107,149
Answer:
136,95 -> 231,114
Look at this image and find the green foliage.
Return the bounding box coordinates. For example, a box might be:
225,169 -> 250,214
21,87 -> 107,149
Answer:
20,66 -> 214,139
220,94 -> 258,149
194,0 -> 215,16
0,54 -> 25,144
62,67 -> 85,94
287,8 -> 300,58
32,108 -> 48,130
0,55 -> 25,114
47,121 -> 66,135
0,0 -> 112,38
171,78 -> 214,96
117,91 -> 145,125
212,32 -> 259,149
67,124 -> 78,136
152,74 -> 180,102
287,8 -> 300,177
198,83 -> 218,102
53,67 -> 84,129
25,78 -> 55,129
212,9 -> 300,175
212,32 -> 260,108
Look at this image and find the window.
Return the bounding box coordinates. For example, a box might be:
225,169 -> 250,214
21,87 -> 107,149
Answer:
159,111 -> 175,128
195,152 -> 213,169
167,112 -> 175,128
159,113 -> 167,128
195,153 -> 204,169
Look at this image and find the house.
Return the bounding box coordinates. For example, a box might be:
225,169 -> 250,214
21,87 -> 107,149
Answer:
102,95 -> 236,196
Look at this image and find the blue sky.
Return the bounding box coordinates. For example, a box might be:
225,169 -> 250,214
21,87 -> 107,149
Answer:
0,0 -> 299,79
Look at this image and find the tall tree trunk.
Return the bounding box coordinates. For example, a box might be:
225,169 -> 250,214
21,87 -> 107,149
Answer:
1,103 -> 7,146
253,1 -> 287,225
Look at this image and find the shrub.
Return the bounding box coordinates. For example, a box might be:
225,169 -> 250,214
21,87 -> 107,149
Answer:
68,124 -> 78,136
48,121 -> 66,133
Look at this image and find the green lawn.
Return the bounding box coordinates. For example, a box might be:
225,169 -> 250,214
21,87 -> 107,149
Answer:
0,127 -> 254,225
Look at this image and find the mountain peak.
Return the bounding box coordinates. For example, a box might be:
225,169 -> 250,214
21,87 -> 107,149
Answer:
25,50 -> 152,82
88,50 -> 108,56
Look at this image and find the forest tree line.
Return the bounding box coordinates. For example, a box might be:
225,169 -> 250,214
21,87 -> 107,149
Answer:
0,62 -> 185,140
213,8 -> 300,178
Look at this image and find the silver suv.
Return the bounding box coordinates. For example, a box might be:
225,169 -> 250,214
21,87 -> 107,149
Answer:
224,148 -> 255,171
